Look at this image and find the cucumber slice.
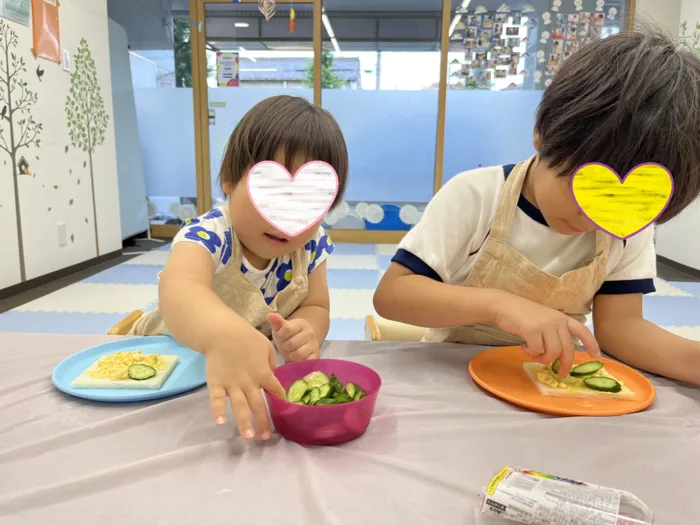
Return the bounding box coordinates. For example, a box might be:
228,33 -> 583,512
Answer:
315,398 -> 338,406
303,371 -> 330,389
308,388 -> 321,405
551,358 -> 561,375
301,393 -> 311,405
318,384 -> 332,399
286,379 -> 308,403
353,390 -> 367,401
329,374 -> 345,395
583,377 -> 622,393
345,382 -> 357,398
334,394 -> 353,404
570,361 -> 604,377
128,364 -> 156,381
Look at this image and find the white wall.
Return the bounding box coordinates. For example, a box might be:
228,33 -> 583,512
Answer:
0,0 -> 121,289
635,0 -> 683,36
109,20 -> 149,240
640,0 -> 700,270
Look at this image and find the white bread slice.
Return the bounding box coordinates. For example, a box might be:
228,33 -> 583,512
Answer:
523,362 -> 636,400
72,355 -> 179,390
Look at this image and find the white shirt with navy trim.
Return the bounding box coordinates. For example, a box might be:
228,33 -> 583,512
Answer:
172,206 -> 334,305
394,164 -> 656,295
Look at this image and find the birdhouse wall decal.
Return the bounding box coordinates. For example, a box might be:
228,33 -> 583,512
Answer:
18,156 -> 30,175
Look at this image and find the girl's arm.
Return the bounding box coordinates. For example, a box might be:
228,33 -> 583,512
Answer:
593,293 -> 700,385
159,243 -> 252,351
288,260 -> 331,344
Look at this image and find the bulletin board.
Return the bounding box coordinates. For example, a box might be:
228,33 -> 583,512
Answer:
448,0 -> 626,91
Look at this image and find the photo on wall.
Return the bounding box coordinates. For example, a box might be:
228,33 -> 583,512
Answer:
467,14 -> 482,26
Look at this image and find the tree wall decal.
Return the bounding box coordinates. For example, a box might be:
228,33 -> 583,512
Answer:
66,38 -> 109,256
0,20 -> 42,282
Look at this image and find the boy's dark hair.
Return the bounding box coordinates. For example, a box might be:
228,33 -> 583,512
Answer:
220,95 -> 349,207
535,26 -> 700,223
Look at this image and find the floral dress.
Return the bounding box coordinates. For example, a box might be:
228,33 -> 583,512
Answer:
173,207 -> 334,305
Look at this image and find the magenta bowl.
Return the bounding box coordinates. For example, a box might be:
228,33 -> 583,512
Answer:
264,358 -> 381,446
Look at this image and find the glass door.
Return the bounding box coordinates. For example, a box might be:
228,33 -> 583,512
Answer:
193,0 -> 321,215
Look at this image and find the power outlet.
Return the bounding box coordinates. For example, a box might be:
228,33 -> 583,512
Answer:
57,222 -> 67,247
62,49 -> 71,72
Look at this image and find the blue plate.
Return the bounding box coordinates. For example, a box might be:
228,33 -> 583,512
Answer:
51,336 -> 206,402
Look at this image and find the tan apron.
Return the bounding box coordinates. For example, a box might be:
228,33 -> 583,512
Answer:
129,209 -> 310,338
423,156 -> 612,345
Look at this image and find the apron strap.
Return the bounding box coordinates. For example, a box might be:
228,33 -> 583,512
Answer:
489,156 -> 536,242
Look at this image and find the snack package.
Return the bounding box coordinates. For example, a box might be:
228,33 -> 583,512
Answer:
477,466 -> 654,525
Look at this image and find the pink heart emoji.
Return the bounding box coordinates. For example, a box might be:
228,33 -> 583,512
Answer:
246,161 -> 339,237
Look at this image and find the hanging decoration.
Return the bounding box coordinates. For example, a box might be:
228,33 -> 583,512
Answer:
607,7 -> 617,20
289,6 -> 296,33
552,0 -> 562,12
258,0 -> 276,22
595,0 -> 605,13
31,0 -> 61,63
574,0 -> 584,11
474,5 -> 488,14
496,4 -> 511,13
522,4 -> 536,13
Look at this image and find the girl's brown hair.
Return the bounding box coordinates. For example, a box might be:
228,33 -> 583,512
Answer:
535,25 -> 700,223
219,95 -> 349,208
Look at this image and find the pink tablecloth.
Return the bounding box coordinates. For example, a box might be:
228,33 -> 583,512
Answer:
1,333 -> 699,524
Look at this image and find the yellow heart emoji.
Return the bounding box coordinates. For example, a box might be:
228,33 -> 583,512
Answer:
571,162 -> 674,240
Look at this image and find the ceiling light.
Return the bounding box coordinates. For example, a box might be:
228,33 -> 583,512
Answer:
235,22 -> 249,28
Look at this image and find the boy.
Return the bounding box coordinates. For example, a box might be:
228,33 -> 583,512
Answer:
374,29 -> 700,384
129,95 -> 348,439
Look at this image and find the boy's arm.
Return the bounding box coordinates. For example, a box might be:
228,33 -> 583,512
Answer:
374,263 -> 503,327
288,260 -> 331,343
593,293 -> 700,385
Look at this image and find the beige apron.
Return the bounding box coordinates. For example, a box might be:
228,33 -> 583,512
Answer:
423,156 -> 612,345
129,209 -> 310,338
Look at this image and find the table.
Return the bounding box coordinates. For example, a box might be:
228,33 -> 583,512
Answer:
1,333 -> 699,524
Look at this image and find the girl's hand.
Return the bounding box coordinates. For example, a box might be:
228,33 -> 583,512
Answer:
205,325 -> 286,440
493,295 -> 601,376
267,313 -> 320,363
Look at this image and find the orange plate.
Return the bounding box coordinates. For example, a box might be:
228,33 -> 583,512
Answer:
468,346 -> 655,417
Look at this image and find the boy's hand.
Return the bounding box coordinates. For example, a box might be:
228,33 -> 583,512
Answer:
493,295 -> 601,377
267,313 -> 320,363
205,325 -> 286,440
